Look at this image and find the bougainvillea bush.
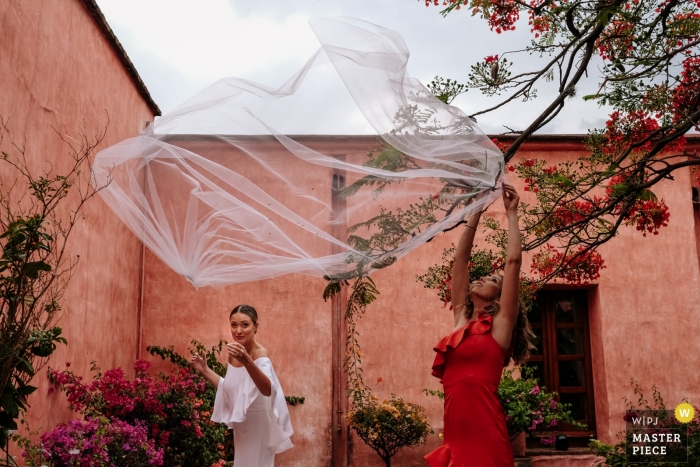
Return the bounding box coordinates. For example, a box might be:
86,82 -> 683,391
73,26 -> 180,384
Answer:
22,416 -> 163,467
42,341 -> 229,467
498,366 -> 585,443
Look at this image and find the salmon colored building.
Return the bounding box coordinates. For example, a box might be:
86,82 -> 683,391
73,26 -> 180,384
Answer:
0,0 -> 159,451
3,1 -> 700,467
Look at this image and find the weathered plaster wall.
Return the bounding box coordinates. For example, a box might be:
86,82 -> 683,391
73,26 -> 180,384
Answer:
0,0 -> 154,443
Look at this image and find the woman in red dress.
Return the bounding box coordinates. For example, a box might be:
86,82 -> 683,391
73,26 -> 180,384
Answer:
425,184 -> 534,467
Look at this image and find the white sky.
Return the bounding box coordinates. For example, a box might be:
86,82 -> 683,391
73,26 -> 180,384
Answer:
97,0 -> 612,135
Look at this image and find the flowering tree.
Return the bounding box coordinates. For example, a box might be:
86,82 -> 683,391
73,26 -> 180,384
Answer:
421,0 -> 700,283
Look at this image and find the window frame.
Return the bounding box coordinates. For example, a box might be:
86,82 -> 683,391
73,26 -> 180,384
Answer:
526,289 -> 597,443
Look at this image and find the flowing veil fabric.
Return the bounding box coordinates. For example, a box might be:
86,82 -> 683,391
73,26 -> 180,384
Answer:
92,17 -> 504,288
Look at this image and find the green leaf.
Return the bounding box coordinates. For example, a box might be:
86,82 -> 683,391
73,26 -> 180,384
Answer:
16,358 -> 34,376
639,189 -> 658,202
323,281 -> 342,302
0,412 -> 18,431
16,385 -> 37,397
0,392 -> 19,418
24,261 -> 51,279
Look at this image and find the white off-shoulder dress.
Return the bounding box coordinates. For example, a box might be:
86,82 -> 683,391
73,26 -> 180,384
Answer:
211,357 -> 293,466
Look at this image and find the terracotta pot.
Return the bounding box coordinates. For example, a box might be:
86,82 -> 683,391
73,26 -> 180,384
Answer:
510,431 -> 526,457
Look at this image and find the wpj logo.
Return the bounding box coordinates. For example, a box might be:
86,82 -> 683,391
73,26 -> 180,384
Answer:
624,408 -> 690,464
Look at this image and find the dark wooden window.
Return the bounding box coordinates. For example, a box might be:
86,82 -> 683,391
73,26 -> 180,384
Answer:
524,289 -> 596,445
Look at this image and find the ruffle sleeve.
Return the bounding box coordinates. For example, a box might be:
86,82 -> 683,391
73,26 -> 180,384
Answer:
210,357 -> 294,454
431,314 -> 494,382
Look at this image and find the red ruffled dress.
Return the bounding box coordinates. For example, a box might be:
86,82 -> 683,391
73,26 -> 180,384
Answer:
425,312 -> 515,467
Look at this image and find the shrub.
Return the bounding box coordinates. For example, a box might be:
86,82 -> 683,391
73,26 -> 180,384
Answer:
499,366 -> 585,443
347,394 -> 432,467
46,341 -> 229,467
22,416 -> 163,467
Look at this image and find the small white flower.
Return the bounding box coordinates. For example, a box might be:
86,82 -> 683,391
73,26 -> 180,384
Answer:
68,449 -> 80,455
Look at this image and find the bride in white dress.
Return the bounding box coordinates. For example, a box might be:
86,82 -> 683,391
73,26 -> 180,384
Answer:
190,304 -> 293,466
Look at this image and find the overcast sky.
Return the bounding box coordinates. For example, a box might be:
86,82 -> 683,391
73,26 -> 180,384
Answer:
96,0 -> 612,135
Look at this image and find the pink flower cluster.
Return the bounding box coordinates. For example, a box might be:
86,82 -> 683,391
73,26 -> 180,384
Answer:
32,416 -> 163,467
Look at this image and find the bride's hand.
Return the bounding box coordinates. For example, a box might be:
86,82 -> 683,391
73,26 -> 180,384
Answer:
227,342 -> 251,366
190,353 -> 208,374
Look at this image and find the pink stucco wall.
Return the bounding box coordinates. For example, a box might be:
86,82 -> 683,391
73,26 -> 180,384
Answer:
0,0 -> 155,446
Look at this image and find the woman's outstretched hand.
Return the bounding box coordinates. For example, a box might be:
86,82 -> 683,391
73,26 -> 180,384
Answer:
227,342 -> 252,366
190,353 -> 208,374
502,183 -> 520,213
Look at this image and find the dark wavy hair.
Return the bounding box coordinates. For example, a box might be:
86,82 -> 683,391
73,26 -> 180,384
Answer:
229,304 -> 259,325
465,275 -> 536,366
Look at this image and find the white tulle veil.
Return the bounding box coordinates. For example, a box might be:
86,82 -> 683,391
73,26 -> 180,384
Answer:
92,17 -> 504,288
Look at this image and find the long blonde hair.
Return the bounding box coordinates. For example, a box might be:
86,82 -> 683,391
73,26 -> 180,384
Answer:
466,276 -> 536,366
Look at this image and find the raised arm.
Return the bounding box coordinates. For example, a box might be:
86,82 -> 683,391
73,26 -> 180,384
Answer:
492,184 -> 522,348
190,353 -> 222,389
451,210 -> 482,328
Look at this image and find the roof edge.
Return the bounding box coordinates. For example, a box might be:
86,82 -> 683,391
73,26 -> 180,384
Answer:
79,0 -> 161,116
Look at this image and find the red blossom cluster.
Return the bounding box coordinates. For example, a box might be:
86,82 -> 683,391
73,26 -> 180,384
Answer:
485,54 -> 500,64
596,20 -> 635,61
603,110 -> 668,155
670,56 -> 700,128
527,0 -> 560,38
423,0 -> 519,33
606,174 -> 671,236
534,199 -> 601,236
531,245 -> 606,285
492,137 -> 507,152
623,198 -> 671,236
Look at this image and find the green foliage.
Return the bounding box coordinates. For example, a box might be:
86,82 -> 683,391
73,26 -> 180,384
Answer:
148,340 -> 227,377
348,394 -> 432,467
344,276 -> 380,404
499,366 -> 585,439
427,76 -> 468,104
421,388 -> 445,400
329,141 -> 486,281
285,396 -> 305,406
329,276 -> 430,467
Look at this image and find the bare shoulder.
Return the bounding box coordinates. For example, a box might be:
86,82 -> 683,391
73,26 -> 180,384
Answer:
252,346 -> 269,360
